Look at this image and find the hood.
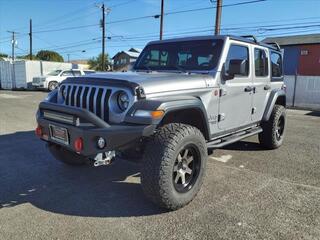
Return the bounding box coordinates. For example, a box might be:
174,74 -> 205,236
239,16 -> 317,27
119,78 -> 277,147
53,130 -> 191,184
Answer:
85,71 -> 213,94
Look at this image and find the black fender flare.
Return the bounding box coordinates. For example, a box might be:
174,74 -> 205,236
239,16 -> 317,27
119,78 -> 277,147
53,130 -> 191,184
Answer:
262,89 -> 286,121
125,96 -> 210,139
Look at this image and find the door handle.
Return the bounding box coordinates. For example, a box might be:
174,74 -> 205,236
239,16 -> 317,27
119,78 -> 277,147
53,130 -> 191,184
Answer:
244,86 -> 253,92
264,85 -> 271,90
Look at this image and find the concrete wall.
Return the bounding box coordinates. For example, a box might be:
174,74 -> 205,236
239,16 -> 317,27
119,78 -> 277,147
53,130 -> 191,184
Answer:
284,75 -> 320,110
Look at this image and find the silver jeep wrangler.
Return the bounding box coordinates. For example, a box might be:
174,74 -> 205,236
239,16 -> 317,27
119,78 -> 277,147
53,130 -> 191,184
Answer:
36,35 -> 286,210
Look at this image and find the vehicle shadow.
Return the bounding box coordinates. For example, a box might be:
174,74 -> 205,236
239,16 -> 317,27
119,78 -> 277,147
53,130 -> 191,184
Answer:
0,131 -> 165,217
305,111 -> 320,117
222,140 -> 264,151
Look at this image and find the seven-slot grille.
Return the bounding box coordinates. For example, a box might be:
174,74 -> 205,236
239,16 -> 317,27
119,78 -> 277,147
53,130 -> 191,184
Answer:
62,84 -> 112,122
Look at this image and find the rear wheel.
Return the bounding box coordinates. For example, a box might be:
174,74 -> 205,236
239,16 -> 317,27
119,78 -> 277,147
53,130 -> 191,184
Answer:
259,104 -> 286,149
48,143 -> 87,166
48,81 -> 58,91
141,123 -> 207,210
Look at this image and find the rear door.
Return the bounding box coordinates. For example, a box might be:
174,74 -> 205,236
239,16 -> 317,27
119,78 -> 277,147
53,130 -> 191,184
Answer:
251,47 -> 270,122
218,41 -> 253,131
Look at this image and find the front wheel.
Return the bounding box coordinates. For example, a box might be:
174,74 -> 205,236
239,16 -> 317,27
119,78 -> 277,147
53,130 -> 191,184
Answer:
141,123 -> 207,210
259,104 -> 286,149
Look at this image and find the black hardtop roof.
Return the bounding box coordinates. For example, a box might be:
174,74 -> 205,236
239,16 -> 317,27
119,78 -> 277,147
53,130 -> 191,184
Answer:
147,35 -> 280,52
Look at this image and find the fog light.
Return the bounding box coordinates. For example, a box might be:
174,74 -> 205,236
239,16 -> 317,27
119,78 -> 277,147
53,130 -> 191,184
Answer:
35,125 -> 43,137
74,137 -> 83,153
97,137 -> 106,149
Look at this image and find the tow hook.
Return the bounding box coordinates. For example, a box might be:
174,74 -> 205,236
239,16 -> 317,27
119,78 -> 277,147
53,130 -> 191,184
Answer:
93,151 -> 116,167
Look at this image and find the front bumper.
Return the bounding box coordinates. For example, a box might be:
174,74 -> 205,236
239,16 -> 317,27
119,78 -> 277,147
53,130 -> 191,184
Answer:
32,83 -> 45,88
37,102 -> 155,157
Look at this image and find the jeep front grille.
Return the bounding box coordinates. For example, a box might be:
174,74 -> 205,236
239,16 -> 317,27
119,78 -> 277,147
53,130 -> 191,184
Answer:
62,84 -> 112,122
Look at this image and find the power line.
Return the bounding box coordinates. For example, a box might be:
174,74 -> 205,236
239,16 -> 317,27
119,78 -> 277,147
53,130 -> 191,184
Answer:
32,23 -> 99,34
0,0 -> 272,36
106,0 -> 267,25
29,4 -> 98,30
109,0 -> 137,8
164,0 -> 266,16
34,8 -> 100,31
27,22 -> 320,53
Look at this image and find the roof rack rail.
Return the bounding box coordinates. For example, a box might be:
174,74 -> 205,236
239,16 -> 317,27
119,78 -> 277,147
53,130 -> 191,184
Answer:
265,42 -> 281,51
241,35 -> 258,43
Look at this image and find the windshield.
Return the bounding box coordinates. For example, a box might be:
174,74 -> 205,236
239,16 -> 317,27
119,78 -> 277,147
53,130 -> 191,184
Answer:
47,70 -> 62,76
134,39 -> 223,72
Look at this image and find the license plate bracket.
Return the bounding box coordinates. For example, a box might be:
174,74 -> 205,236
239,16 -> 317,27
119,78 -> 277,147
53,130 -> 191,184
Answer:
49,124 -> 69,145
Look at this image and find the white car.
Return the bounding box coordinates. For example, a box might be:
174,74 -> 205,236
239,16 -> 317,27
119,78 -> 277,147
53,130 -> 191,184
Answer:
32,69 -> 95,91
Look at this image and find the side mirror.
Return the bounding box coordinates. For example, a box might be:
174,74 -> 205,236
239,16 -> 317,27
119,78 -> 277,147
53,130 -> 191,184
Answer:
222,59 -> 248,80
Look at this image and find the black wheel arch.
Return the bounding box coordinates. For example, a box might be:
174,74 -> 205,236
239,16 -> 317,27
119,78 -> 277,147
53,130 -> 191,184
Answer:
262,89 -> 286,122
125,96 -> 210,140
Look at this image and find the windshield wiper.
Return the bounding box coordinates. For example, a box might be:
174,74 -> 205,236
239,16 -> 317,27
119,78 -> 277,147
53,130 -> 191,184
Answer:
172,66 -> 191,74
134,65 -> 153,73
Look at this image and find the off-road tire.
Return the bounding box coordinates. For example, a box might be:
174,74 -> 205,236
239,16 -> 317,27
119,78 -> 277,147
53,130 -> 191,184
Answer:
259,104 -> 286,149
48,81 -> 58,91
48,143 -> 87,166
141,123 -> 207,210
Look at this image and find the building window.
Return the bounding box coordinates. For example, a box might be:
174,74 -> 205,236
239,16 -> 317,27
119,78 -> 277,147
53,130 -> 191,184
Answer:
254,48 -> 268,77
271,52 -> 282,78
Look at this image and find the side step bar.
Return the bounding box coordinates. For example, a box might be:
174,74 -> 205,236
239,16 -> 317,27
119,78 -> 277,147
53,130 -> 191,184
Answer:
207,127 -> 263,149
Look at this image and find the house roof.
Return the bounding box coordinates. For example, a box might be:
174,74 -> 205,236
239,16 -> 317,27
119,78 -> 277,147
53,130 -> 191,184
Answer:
128,47 -> 142,53
262,34 -> 320,46
112,49 -> 141,59
123,51 -> 140,58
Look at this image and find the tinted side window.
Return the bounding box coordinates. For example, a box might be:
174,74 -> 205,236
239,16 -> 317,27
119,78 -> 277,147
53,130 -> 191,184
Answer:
254,49 -> 268,77
226,45 -> 249,77
73,70 -> 81,76
61,71 -> 73,76
271,52 -> 282,78
144,50 -> 169,66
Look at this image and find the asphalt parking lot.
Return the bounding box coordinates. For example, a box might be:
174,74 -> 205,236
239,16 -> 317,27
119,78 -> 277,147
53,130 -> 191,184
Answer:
0,90 -> 319,240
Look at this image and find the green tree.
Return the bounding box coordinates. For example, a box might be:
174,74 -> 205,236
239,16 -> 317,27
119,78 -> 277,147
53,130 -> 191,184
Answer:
0,53 -> 8,60
36,50 -> 64,62
88,53 -> 111,71
17,54 -> 38,60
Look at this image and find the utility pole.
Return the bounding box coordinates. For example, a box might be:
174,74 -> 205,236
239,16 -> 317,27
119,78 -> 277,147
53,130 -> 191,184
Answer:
67,54 -> 70,63
101,3 -> 106,71
214,0 -> 222,35
7,31 -> 17,89
7,31 -> 17,61
29,19 -> 32,60
159,0 -> 164,40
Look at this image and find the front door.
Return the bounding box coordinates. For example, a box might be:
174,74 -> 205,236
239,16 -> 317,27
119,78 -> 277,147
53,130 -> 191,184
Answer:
218,42 -> 253,131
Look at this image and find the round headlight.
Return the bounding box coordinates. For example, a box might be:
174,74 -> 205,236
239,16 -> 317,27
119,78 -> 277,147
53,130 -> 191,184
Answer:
117,91 -> 130,111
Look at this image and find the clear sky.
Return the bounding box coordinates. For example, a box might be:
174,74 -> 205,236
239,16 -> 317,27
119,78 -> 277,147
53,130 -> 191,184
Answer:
0,0 -> 320,61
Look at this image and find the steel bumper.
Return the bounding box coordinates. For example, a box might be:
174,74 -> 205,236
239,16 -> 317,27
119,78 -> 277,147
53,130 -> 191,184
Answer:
36,102 -> 155,157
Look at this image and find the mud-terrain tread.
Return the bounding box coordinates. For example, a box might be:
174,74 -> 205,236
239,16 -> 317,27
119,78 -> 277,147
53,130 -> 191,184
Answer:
259,104 -> 286,149
141,123 -> 207,210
